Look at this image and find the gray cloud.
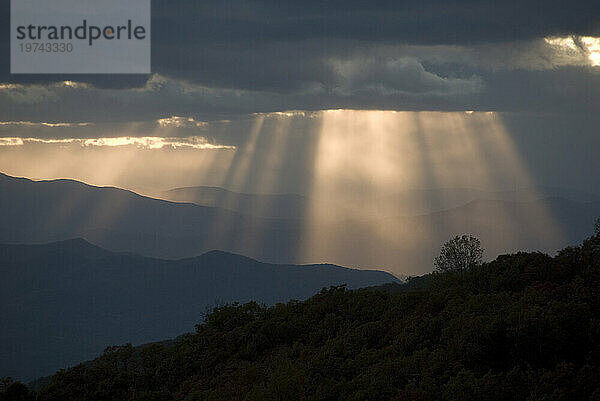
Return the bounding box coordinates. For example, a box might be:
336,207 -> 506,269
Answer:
329,57 -> 483,96
2,64 -> 600,125
2,0 -> 600,88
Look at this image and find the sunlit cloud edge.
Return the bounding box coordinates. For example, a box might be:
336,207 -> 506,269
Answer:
0,136 -> 235,150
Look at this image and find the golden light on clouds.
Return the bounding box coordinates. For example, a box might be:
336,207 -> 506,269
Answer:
581,36 -> 600,66
0,83 -> 24,90
0,121 -> 93,127
0,137 -> 79,145
61,80 -> 90,89
0,136 -> 234,150
544,35 -> 600,66
0,137 -> 24,146
252,111 -> 317,118
156,116 -> 208,128
81,136 -> 232,150
544,36 -> 579,51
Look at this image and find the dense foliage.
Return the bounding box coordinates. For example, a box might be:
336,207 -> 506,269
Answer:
4,234 -> 600,401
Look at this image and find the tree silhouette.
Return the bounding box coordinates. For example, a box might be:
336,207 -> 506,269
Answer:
434,235 -> 483,274
595,217 -> 600,236
0,377 -> 30,401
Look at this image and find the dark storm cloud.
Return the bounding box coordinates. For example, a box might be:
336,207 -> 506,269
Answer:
148,0 -> 600,45
148,0 -> 599,93
1,0 -> 599,89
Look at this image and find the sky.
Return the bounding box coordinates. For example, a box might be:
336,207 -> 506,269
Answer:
0,0 -> 599,196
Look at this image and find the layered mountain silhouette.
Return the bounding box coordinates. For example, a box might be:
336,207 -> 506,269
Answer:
0,238 -> 398,381
1,173 -> 599,274
161,184 -> 599,219
0,172 -> 306,262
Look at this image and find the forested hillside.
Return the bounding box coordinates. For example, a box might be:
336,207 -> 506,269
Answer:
0,239 -> 396,381
4,233 -> 600,401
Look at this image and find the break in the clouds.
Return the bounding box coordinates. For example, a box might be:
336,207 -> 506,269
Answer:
0,120 -> 93,127
0,114 -> 236,148
157,116 -> 208,129
0,136 -> 234,149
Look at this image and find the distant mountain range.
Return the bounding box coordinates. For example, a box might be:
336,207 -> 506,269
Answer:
1,172 -> 599,274
162,186 -> 311,219
0,238 -> 398,381
161,184 -> 599,219
0,172 -> 305,262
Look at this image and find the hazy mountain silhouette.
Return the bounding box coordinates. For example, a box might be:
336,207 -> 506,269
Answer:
162,186 -> 311,219
0,238 -> 398,381
291,196 -> 600,273
0,172 -> 306,262
1,172 -> 599,273
161,184 -> 599,218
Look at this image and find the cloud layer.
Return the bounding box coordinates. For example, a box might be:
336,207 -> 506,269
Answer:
0,0 -> 599,118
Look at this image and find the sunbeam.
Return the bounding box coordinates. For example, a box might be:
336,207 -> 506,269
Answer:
0,110 -> 569,275
300,110 -> 565,274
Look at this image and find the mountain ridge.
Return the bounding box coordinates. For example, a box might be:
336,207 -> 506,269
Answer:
0,238 -> 398,381
2,172 -> 599,274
